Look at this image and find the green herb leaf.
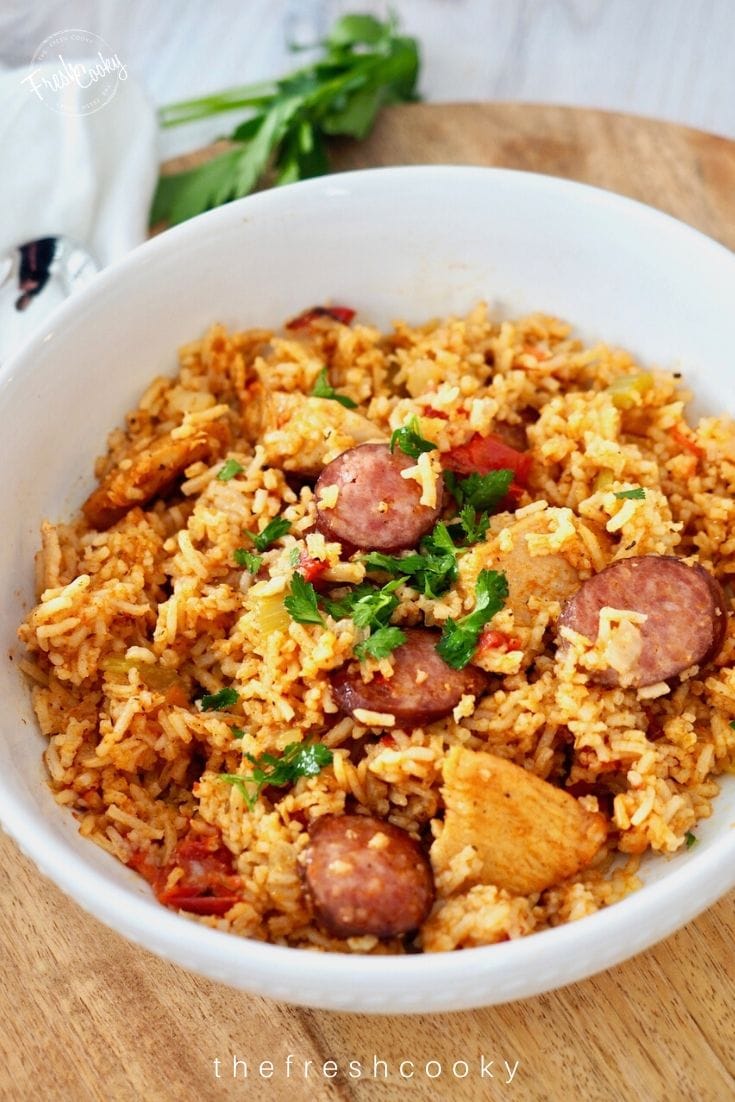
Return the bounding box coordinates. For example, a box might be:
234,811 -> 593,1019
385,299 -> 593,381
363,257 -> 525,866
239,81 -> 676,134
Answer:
312,367 -> 358,409
326,13 -> 388,48
436,569 -> 509,669
217,458 -> 244,482
730,720 -> 735,731
152,15 -> 420,226
230,726 -> 246,740
457,504 -> 491,545
284,573 -> 325,625
685,830 -> 697,848
389,415 -> 437,459
350,580 -> 402,630
360,552 -> 425,578
288,546 -> 301,566
245,516 -> 292,552
200,686 -> 239,712
220,740 -> 333,810
362,522 -> 460,599
354,625 -> 406,662
614,487 -> 646,500
445,468 -> 514,512
233,547 -> 263,572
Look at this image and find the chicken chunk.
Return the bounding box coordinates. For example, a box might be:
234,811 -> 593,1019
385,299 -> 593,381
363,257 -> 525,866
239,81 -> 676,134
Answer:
82,419 -> 229,530
432,746 -> 607,896
242,386 -> 385,476
457,509 -> 611,667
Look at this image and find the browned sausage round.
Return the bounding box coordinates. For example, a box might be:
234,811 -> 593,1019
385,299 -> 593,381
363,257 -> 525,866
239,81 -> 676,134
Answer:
302,814 -> 435,938
559,555 -> 728,688
331,628 -> 487,725
315,443 -> 443,552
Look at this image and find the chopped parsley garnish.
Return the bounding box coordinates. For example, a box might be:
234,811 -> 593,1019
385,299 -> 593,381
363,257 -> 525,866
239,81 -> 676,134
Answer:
245,515 -> 292,552
455,504 -> 491,545
230,726 -> 246,740
312,367 -> 358,409
362,522 -> 460,599
614,487 -> 646,500
360,551 -> 424,578
730,720 -> 735,731
233,547 -> 263,572
436,569 -> 509,669
354,625 -> 407,661
685,830 -> 697,849
323,579 -> 404,661
288,546 -> 301,566
220,740 -> 333,810
284,572 -> 325,625
348,579 -> 402,630
444,468 -> 514,512
200,686 -> 239,712
389,415 -> 437,459
217,458 -> 244,482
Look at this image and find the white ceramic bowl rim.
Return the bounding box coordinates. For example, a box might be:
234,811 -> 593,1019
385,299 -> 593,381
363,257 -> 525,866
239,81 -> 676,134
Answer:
2,166 -> 734,1010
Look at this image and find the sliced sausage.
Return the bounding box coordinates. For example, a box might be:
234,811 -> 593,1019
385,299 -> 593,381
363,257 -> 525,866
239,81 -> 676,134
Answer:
83,420 -> 229,530
315,443 -> 443,552
302,814 -> 434,938
331,628 -> 487,726
559,555 -> 728,687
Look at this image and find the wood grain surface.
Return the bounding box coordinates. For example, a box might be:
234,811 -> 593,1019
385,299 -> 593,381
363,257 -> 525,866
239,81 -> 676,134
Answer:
3,104 -> 734,1102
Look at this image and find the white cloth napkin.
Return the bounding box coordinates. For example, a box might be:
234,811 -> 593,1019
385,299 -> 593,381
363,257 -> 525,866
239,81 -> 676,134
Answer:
0,60 -> 157,268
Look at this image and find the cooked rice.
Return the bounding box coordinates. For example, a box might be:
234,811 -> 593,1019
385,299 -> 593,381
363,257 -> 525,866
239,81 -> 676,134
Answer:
18,304 -> 735,953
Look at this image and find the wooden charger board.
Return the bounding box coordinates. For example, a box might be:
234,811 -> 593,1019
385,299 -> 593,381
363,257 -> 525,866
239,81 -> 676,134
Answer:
2,104 -> 734,1102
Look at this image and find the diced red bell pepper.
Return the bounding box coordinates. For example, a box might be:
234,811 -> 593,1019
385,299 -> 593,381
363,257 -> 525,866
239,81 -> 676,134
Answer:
285,305 -> 356,330
477,628 -> 522,654
296,553 -> 329,584
669,425 -> 705,460
441,432 -> 532,485
129,831 -> 242,917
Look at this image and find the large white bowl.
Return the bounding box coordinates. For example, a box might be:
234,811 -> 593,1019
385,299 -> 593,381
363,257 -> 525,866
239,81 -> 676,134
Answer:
1,167 -> 734,1013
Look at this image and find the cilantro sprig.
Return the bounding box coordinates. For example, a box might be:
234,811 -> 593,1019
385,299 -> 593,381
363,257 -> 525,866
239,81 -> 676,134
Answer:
614,487 -> 646,500
444,469 -> 514,512
389,415 -> 437,460
363,522 -> 460,599
354,625 -> 406,661
220,740 -> 333,810
312,367 -> 358,409
284,573 -> 325,625
152,15 -> 420,225
200,686 -> 239,712
233,547 -> 263,572
443,469 -> 514,546
323,578 -> 406,661
436,569 -> 509,669
217,458 -> 244,482
245,515 -> 292,552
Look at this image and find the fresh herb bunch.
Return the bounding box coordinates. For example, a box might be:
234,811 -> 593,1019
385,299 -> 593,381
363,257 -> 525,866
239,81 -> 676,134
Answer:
220,740 -> 333,810
152,14 -> 420,226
